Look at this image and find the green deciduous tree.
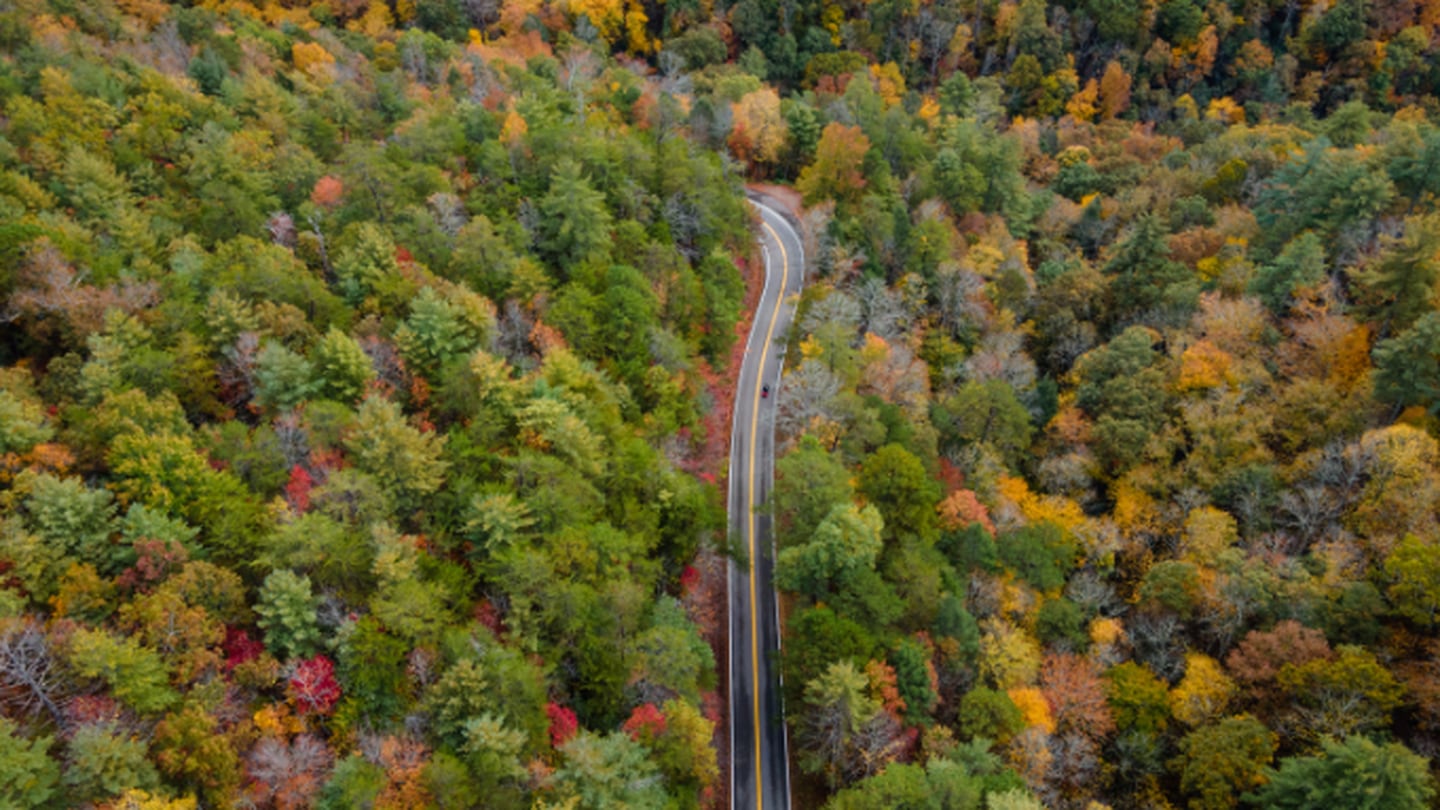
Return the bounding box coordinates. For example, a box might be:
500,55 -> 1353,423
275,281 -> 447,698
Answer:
1105,662 -> 1171,736
0,716 -> 58,808
346,394 -> 448,513
997,522 -> 1078,593
334,616 -> 409,728
783,606 -> 877,705
773,435 -> 855,549
332,222 -> 410,310
797,660 -> 884,788
1256,142 -> 1395,259
858,444 -> 939,544
650,699 -> 718,806
1244,736 -> 1435,810
64,723 -> 161,803
824,759 -> 984,809
255,569 -> 322,661
0,383 -> 52,455
66,628 -> 177,715
957,687 -> 1024,744
1354,213 -> 1440,331
1035,597 -> 1088,650
460,713 -> 528,802
151,703 -> 240,801
1375,310 -> 1440,414
1073,326 -> 1169,472
1276,645 -> 1404,739
1250,232 -> 1327,314
1139,560 -> 1203,619
1104,215 -> 1196,328
19,472 -> 116,571
1174,716 -> 1276,810
311,328 -> 375,403
254,341 -> 317,411
776,503 -> 885,599
317,755 -> 385,810
538,159 -> 613,275
1385,534 -> 1440,627
394,285 -> 493,378
551,731 -> 667,810
933,380 -> 1033,470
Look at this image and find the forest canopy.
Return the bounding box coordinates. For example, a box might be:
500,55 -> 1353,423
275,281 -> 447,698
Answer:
3,0 -> 1440,808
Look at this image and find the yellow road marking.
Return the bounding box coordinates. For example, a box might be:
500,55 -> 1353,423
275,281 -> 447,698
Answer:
749,216 -> 789,810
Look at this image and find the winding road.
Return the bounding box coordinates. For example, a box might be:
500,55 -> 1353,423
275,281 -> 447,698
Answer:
729,196 -> 804,810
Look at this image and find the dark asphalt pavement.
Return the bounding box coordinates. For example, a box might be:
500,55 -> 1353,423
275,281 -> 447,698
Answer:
729,196 -> 804,810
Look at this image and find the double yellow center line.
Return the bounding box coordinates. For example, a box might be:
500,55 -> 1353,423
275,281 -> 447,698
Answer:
747,217 -> 789,810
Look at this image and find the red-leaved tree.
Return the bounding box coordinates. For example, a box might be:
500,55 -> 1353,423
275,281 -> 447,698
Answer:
289,655 -> 341,715
623,702 -> 668,742
284,465 -> 314,513
546,701 -> 578,748
224,627 -> 264,671
1041,652 -> 1115,742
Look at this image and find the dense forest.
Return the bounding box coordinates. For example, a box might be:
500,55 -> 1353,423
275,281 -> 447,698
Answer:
0,1 -> 750,807
3,0 -> 1440,808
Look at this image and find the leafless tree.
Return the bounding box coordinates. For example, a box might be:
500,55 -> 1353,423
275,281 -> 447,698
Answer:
1198,572 -> 1262,653
147,20 -> 193,79
1044,318 -> 1099,375
967,572 -> 1004,619
516,199 -> 540,245
461,0 -> 501,31
464,53 -> 500,105
934,264 -> 989,338
798,697 -> 850,787
1317,438 -> 1373,505
776,360 -> 842,444
1009,727 -> 1056,802
1231,478 -> 1276,539
1037,451 -> 1095,498
219,332 -> 261,410
6,244 -> 158,346
494,299 -> 535,369
1048,731 -> 1102,807
662,194 -> 702,260
964,329 -> 1037,391
1066,569 -> 1119,618
1129,612 -> 1186,683
400,36 -> 439,85
246,734 -> 333,809
358,334 -> 409,394
846,711 -> 903,784
561,46 -> 600,121
427,193 -> 467,238
273,409 -> 311,471
801,203 -> 832,277
861,339 -> 929,411
0,620 -> 68,729
303,211 -> 333,281
853,276 -> 905,341
800,288 -> 862,340
267,212 -> 297,249
1277,484 -> 1340,547
912,7 -> 959,81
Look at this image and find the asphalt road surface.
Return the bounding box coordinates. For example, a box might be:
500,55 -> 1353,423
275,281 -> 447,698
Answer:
729,196 -> 804,810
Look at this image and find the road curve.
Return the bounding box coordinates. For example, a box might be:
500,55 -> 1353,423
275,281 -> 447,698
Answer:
729,196 -> 804,810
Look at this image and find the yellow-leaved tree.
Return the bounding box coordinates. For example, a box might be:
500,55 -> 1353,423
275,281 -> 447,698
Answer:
1170,652 -> 1237,727
729,88 -> 787,174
